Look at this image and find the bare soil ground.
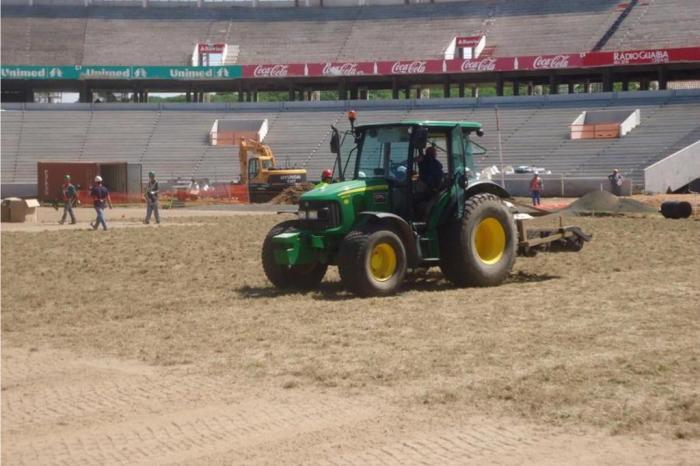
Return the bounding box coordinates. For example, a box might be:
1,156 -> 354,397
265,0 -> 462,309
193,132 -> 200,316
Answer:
2,209 -> 700,464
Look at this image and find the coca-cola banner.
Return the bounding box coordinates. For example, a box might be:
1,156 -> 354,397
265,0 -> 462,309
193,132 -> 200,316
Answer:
237,47 -> 700,80
306,62 -> 375,77
444,57 -> 513,73
242,63 -> 306,78
375,60 -> 445,75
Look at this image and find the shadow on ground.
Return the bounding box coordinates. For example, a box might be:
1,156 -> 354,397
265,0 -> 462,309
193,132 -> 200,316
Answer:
236,271 -> 558,300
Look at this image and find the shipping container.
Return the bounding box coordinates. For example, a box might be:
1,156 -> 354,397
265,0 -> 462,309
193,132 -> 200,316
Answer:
37,161 -> 142,204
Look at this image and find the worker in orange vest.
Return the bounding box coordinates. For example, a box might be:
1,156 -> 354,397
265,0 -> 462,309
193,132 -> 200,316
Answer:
530,174 -> 543,206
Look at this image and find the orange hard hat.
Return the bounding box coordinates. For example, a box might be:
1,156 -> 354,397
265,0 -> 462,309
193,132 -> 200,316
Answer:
321,169 -> 332,179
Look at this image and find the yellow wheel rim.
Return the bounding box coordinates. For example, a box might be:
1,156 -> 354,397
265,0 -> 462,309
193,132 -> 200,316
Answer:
474,217 -> 506,265
369,242 -> 397,281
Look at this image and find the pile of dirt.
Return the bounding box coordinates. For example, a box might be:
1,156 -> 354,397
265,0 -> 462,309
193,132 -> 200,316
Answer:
270,183 -> 315,204
564,191 -> 657,215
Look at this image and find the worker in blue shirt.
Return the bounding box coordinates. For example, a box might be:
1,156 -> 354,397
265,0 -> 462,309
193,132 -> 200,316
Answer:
90,175 -> 112,230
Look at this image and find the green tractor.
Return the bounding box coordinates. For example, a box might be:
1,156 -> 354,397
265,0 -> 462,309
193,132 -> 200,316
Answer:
262,113 -> 583,296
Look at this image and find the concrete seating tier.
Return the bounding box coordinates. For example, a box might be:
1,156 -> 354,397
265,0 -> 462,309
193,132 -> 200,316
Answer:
2,92 -> 698,188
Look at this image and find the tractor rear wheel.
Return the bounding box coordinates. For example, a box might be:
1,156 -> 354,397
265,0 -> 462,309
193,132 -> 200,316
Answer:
338,226 -> 407,297
439,193 -> 516,287
262,220 -> 328,290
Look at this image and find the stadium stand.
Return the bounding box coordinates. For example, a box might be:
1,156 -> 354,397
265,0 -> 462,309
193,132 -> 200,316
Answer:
3,0 -> 699,66
2,91 -> 699,190
602,0 -> 700,51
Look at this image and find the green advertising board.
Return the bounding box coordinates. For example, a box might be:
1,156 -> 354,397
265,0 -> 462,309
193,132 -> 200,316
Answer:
1,65 -> 242,80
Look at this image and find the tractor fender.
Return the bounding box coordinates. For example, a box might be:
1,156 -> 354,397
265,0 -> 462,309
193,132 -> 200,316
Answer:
356,212 -> 419,267
464,181 -> 511,199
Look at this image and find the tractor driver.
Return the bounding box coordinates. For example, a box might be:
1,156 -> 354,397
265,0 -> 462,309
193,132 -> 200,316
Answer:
415,145 -> 444,197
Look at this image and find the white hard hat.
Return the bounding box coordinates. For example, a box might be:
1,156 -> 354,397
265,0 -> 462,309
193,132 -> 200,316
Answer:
95,175 -> 103,182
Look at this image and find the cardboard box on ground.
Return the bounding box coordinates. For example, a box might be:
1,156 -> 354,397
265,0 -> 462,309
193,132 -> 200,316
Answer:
1,198 -> 40,223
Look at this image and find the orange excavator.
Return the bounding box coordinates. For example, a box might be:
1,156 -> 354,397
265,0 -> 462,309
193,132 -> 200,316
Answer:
238,138 -> 307,203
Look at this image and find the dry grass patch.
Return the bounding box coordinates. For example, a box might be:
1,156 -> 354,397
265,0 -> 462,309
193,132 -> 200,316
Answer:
2,214 -> 699,438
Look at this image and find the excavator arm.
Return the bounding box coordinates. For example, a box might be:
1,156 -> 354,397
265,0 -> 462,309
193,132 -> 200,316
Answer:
239,138 -> 276,185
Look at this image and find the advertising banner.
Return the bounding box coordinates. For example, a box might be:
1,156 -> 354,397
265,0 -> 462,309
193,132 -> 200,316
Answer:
242,63 -> 307,78
2,47 -> 698,81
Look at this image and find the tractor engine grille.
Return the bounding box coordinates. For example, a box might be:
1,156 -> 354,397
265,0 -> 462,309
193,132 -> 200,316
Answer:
297,200 -> 342,231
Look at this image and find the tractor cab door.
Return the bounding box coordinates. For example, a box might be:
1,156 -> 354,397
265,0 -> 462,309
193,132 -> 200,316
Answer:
450,125 -> 467,219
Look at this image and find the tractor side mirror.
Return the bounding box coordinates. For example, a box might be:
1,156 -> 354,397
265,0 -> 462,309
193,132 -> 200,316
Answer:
457,173 -> 467,189
413,127 -> 429,150
476,128 -> 484,137
330,126 -> 340,154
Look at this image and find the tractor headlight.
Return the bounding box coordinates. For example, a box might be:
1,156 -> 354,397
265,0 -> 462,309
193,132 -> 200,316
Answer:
307,210 -> 318,220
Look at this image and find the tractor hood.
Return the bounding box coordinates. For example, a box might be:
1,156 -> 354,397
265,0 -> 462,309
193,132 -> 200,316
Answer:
300,178 -> 389,203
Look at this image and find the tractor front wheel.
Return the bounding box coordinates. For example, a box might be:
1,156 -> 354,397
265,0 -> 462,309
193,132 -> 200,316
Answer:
262,220 -> 327,290
440,193 -> 517,287
338,227 -> 407,297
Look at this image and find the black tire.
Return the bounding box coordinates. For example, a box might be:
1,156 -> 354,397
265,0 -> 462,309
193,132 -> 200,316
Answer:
439,193 -> 517,287
262,220 -> 328,290
661,201 -> 693,219
338,226 -> 407,297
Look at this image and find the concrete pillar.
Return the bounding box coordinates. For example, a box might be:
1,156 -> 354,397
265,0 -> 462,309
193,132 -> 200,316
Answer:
458,82 -> 465,98
403,88 -> 410,99
602,71 -> 613,92
658,69 -> 668,90
496,76 -> 504,96
79,87 -> 92,103
443,82 -> 451,98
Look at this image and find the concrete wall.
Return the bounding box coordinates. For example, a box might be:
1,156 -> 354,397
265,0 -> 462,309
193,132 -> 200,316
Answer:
1,184 -> 38,199
644,140 -> 700,193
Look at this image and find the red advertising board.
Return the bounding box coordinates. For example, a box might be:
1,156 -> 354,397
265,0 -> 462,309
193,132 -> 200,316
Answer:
242,63 -> 307,78
237,46 -> 700,80
375,60 -> 445,75
198,43 -> 225,54
445,57 -> 513,73
306,62 -> 375,77
455,36 -> 484,48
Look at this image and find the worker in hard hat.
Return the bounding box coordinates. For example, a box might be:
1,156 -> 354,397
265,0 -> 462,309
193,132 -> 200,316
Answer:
89,175 -> 112,231
144,171 -> 160,225
608,168 -> 624,196
58,174 -> 78,225
316,169 -> 333,188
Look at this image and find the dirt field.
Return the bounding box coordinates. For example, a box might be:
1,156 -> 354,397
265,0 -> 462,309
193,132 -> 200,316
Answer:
2,208 -> 700,464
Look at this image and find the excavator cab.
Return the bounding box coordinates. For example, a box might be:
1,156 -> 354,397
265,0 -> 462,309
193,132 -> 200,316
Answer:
239,138 -> 307,203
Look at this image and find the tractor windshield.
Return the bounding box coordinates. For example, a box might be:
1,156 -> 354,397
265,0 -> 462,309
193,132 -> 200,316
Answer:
356,126 -> 410,181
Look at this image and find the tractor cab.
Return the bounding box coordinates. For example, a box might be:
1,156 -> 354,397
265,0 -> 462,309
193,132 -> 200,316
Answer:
329,118 -> 487,225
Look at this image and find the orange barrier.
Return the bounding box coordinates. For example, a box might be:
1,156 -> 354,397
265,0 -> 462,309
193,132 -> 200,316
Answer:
570,123 -> 620,139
